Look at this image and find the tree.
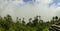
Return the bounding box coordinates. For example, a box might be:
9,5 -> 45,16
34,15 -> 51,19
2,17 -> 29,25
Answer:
38,16 -> 43,24
55,16 -> 58,19
51,17 -> 55,24
5,14 -> 12,22
16,17 -> 19,24
16,17 -> 19,21
27,18 -> 32,27
52,17 -> 55,21
3,14 -> 13,31
19,18 -> 21,23
58,18 -> 60,22
0,16 -> 1,19
55,16 -> 58,21
32,16 -> 39,27
22,18 -> 25,25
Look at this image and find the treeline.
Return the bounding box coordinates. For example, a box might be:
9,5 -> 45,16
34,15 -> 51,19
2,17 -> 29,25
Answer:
0,14 -> 60,31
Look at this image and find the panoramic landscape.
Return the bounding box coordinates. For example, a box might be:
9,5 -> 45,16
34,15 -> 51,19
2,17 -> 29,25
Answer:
0,0 -> 60,31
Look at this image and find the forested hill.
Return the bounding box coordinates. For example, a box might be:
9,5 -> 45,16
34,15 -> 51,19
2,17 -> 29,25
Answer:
0,14 -> 60,31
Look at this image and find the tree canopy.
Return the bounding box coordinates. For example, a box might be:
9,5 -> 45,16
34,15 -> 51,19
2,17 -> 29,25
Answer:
0,14 -> 60,31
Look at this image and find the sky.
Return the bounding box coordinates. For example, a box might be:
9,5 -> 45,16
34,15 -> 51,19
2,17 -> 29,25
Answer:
0,0 -> 60,22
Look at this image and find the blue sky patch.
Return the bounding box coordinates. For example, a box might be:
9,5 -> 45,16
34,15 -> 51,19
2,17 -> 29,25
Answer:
49,0 -> 60,7
23,0 -> 35,3
23,0 -> 32,2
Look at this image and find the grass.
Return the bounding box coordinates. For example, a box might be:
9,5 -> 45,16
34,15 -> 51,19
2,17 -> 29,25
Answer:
42,27 -> 49,31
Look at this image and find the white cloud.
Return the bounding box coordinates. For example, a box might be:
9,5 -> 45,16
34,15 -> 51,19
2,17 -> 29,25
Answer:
0,0 -> 60,22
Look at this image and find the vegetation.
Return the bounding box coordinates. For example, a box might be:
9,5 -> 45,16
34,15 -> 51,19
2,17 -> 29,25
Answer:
0,14 -> 60,31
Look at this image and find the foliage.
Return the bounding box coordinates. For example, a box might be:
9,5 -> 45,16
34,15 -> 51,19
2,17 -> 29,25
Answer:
0,14 -> 60,31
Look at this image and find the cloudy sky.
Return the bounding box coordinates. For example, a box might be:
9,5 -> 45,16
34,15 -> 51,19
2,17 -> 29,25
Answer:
0,0 -> 60,22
